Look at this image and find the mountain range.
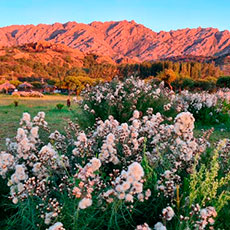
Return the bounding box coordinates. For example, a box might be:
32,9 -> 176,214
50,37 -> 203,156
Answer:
1,20 -> 230,64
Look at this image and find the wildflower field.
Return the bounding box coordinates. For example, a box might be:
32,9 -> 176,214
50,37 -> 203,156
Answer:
0,78 -> 230,230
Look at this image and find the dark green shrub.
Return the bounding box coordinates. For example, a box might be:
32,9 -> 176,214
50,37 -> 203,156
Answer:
14,100 -> 19,107
56,103 -> 64,110
216,76 -> 230,88
172,77 -> 195,91
31,81 -> 43,89
193,80 -> 216,91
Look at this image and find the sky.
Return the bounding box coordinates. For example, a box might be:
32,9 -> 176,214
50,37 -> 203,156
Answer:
0,0 -> 230,32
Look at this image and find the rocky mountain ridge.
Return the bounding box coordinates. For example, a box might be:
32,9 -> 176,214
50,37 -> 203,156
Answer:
1,20 -> 230,63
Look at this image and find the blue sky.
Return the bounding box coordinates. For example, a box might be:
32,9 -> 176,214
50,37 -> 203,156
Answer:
0,0 -> 229,31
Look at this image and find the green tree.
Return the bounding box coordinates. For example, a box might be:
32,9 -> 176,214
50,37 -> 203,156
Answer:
64,76 -> 80,94
31,81 -> 43,89
63,76 -> 96,95
10,80 -> 22,87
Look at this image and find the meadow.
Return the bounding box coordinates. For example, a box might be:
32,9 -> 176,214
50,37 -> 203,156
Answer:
0,95 -> 77,150
0,79 -> 230,230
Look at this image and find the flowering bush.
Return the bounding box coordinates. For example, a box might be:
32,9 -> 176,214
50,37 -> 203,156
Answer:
12,91 -> 44,97
78,78 -> 230,128
77,77 -> 178,127
1,79 -> 230,230
1,108 -> 230,230
175,90 -> 230,125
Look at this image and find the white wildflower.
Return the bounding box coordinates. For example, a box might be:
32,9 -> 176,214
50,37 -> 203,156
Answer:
78,198 -> 92,209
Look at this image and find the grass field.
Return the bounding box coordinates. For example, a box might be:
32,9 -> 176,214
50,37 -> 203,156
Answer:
0,94 -> 78,150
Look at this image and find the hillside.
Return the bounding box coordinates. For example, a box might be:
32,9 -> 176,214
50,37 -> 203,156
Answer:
0,41 -> 117,79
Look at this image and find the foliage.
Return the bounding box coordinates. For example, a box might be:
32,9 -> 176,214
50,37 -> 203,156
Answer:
189,139 -> 230,210
56,103 -> 64,110
118,61 -> 222,80
158,69 -> 177,90
31,81 -> 43,89
60,75 -> 97,95
216,76 -> 230,88
0,46 -> 225,93
193,79 -> 216,91
10,80 -> 22,87
172,76 -> 195,91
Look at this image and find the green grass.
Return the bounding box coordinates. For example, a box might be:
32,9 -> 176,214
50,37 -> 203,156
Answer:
194,123 -> 230,146
0,94 -> 78,150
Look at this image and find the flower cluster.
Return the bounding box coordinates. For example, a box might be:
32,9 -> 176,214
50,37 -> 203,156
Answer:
157,170 -> 180,199
73,158 -> 101,209
79,77 -> 230,128
173,89 -> 230,124
162,206 -> 175,221
180,204 -> 217,230
8,164 -> 28,204
12,91 -> 44,97
49,130 -> 67,153
48,222 -> 65,230
135,223 -> 152,230
33,111 -> 48,130
175,89 -> 230,111
154,222 -> 166,230
196,206 -> 217,230
0,152 -> 14,178
79,77 -> 177,123
73,109 -> 207,177
103,162 -> 150,203
0,112 -> 69,228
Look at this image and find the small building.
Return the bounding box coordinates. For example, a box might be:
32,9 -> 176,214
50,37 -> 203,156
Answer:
0,81 -> 16,94
18,82 -> 33,91
43,84 -> 56,93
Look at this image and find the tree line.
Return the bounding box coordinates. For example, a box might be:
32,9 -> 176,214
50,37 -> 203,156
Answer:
1,52 -> 229,93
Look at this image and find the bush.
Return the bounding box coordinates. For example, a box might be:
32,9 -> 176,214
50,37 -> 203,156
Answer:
177,90 -> 230,125
31,81 -> 43,89
10,80 -> 22,87
12,91 -> 44,97
172,77 -> 195,91
77,77 -> 178,128
14,100 -> 19,107
56,103 -> 64,110
216,76 -> 230,88
193,79 -> 216,91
